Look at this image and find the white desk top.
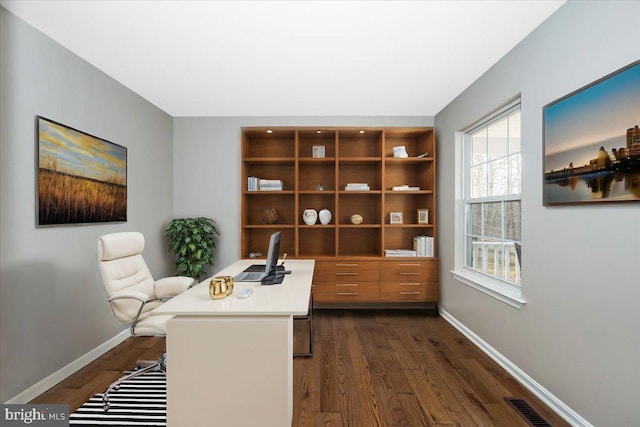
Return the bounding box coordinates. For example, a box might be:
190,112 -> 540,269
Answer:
152,259 -> 314,316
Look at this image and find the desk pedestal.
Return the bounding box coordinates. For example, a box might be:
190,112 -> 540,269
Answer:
166,315 -> 293,427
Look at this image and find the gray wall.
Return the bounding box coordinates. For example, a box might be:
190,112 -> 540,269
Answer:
435,2 -> 640,426
0,7 -> 175,401
173,117 -> 433,271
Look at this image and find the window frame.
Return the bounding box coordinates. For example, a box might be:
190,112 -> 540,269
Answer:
452,98 -> 525,309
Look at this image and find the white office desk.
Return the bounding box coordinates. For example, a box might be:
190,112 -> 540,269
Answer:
152,259 -> 314,427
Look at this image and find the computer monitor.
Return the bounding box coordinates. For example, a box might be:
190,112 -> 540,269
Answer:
262,231 -> 282,284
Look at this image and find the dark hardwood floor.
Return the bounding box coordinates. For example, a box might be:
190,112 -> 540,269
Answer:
31,309 -> 569,426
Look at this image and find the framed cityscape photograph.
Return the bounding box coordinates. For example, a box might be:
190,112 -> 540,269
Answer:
37,116 -> 127,226
543,60 -> 640,205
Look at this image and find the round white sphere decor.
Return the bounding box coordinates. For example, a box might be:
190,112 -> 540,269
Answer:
319,209 -> 332,225
303,209 -> 318,225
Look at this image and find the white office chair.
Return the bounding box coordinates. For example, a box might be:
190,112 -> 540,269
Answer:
97,231 -> 194,411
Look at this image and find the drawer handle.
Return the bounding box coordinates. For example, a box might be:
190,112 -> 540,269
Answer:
399,272 -> 421,275
336,283 -> 359,287
336,292 -> 358,296
399,263 -> 421,267
399,283 -> 420,286
399,291 -> 421,295
336,272 -> 358,276
336,263 -> 359,267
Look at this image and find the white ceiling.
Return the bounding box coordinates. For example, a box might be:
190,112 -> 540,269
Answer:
1,0 -> 565,117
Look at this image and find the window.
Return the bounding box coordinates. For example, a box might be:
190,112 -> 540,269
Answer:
453,99 -> 524,308
465,100 -> 521,283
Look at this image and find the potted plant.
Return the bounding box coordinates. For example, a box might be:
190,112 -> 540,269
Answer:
164,217 -> 219,281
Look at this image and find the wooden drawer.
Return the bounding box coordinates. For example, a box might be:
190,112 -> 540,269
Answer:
314,261 -> 379,282
313,281 -> 379,302
380,260 -> 438,282
380,281 -> 439,302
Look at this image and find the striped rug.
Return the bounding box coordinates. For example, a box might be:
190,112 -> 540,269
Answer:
69,371 -> 166,426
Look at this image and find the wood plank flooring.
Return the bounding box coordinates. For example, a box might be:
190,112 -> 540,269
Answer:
31,309 -> 569,426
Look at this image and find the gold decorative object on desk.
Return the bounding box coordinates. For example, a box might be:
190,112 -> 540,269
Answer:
209,276 -> 234,300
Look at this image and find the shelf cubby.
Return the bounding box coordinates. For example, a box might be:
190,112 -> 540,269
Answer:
298,193 -> 335,225
243,193 -> 295,226
298,129 -> 336,159
338,227 -> 381,257
299,227 -> 336,257
384,128 -> 434,159
384,192 -> 434,225
242,128 -> 295,159
298,161 -> 335,192
242,228 -> 295,260
338,129 -> 383,158
338,192 -> 381,225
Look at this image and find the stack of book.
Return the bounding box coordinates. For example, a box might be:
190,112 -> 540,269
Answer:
247,177 -> 284,191
385,249 -> 417,257
413,235 -> 434,257
259,179 -> 284,191
392,185 -> 420,191
345,183 -> 370,191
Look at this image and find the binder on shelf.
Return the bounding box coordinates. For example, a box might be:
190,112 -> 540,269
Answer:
413,235 -> 434,257
248,176 -> 258,191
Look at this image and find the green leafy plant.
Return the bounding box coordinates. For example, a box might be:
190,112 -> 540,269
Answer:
164,217 -> 219,280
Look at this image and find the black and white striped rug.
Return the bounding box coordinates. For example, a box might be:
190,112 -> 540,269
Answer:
69,371 -> 166,426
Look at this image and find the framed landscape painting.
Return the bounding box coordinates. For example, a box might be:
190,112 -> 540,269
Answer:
543,60 -> 640,205
37,116 -> 127,225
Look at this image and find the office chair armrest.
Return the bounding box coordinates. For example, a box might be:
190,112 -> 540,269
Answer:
155,276 -> 196,298
108,290 -> 151,303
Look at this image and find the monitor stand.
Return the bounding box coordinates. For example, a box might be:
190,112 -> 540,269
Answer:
261,260 -> 287,285
261,271 -> 284,285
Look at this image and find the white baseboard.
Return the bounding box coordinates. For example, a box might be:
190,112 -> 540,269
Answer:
4,329 -> 130,404
439,307 -> 592,427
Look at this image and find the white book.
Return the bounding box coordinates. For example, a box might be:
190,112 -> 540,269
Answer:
385,249 -> 417,257
392,185 -> 420,191
259,179 -> 283,185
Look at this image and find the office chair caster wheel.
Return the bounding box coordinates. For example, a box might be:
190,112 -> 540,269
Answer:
103,403 -> 110,412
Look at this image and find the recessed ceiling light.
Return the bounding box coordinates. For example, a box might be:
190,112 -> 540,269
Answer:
266,129 -> 273,134
316,130 -> 322,134
359,130 -> 365,134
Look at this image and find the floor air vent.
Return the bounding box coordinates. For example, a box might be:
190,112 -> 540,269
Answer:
504,397 -> 552,427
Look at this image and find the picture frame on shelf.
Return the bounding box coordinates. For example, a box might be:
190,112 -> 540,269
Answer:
417,209 -> 429,224
312,145 -> 326,158
389,212 -> 403,224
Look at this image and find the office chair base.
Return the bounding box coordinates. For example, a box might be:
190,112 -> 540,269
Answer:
102,353 -> 167,412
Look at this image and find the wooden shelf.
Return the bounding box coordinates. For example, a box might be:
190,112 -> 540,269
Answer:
241,126 -> 438,306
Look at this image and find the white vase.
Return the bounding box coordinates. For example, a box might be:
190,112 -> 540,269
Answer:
302,209 -> 317,225
319,209 -> 332,225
